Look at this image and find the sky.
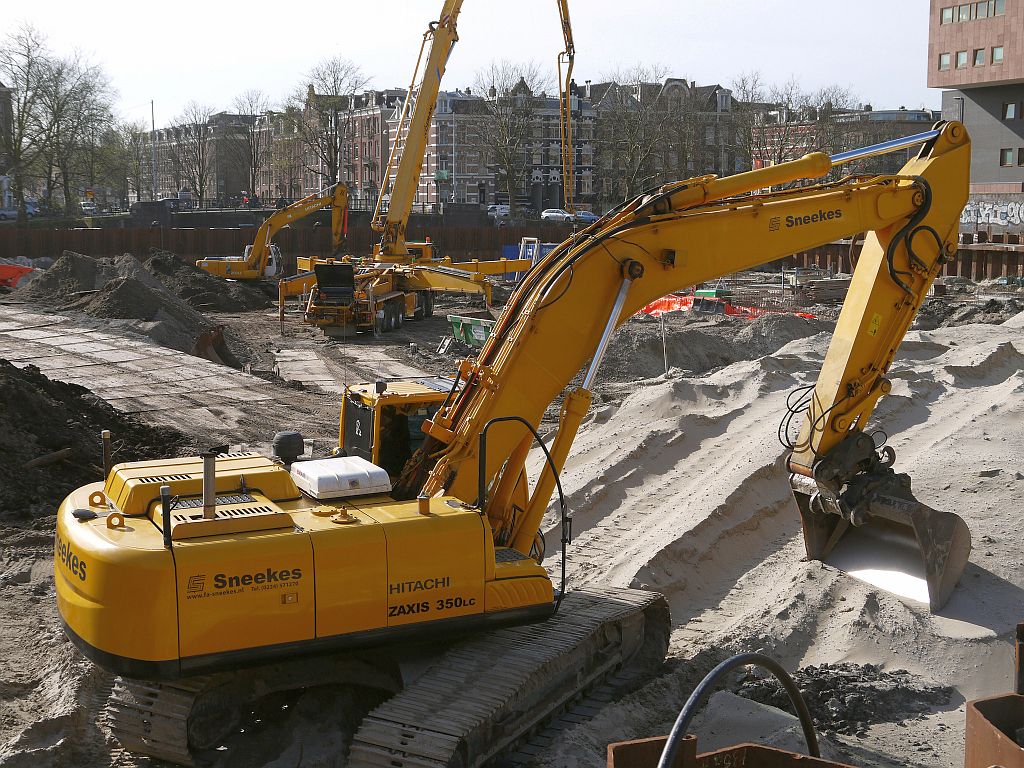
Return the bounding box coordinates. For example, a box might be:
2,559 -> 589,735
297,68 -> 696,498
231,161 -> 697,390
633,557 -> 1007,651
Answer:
10,0 -> 938,127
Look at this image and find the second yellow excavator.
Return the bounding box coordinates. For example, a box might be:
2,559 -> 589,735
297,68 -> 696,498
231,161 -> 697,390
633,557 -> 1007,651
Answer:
55,122 -> 972,766
196,183 -> 349,281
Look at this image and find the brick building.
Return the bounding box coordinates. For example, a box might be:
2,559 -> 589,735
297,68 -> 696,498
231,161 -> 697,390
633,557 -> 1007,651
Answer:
930,0 -> 1024,192
587,77 -> 742,212
145,112 -> 252,205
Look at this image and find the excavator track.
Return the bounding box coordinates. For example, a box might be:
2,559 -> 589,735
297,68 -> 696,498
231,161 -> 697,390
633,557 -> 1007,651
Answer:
105,587 -> 668,767
348,587 -> 669,768
107,677 -> 209,766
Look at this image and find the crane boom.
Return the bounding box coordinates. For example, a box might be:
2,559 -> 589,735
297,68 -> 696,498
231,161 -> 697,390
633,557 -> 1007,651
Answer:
372,1 -> 463,259
371,0 -> 578,259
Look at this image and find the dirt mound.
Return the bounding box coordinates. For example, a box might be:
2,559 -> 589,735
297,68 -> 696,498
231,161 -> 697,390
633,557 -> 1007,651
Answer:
0,359 -> 191,520
913,297 -> 1023,331
736,663 -> 953,737
599,312 -> 832,382
144,250 -> 272,312
12,250 -> 98,304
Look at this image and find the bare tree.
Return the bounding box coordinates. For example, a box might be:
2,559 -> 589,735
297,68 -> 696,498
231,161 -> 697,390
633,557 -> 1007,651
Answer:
592,64 -> 673,208
471,60 -> 551,214
92,120 -> 147,207
233,89 -> 269,198
0,24 -> 52,224
169,101 -> 215,205
39,50 -> 115,211
729,70 -> 768,171
285,57 -> 369,187
119,121 -> 149,204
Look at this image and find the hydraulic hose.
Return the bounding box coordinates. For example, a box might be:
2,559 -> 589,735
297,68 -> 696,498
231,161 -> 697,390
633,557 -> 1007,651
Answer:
656,652 -> 819,768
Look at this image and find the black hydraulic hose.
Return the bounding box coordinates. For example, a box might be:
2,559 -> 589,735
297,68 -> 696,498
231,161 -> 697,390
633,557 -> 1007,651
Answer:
478,416 -> 571,612
656,652 -> 819,768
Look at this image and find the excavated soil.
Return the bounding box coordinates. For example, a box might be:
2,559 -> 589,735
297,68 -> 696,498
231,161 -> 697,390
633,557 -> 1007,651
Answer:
12,251 -> 250,364
0,359 -> 192,520
736,663 -> 954,737
913,296 -> 1023,331
144,250 -> 272,312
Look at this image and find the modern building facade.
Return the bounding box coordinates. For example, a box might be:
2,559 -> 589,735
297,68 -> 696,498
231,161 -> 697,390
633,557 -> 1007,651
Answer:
930,0 -> 1024,192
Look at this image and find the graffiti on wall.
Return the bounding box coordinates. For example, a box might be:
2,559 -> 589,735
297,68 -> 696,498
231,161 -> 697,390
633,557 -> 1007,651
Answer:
961,201 -> 1024,227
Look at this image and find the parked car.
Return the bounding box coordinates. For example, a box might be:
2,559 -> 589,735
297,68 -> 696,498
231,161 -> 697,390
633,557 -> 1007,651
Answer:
541,208 -> 573,222
487,204 -> 511,219
574,210 -> 600,224
79,200 -> 98,215
0,203 -> 39,220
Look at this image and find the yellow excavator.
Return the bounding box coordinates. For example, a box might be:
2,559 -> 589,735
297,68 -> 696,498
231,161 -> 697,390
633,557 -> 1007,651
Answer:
55,122 -> 971,766
196,183 -> 349,281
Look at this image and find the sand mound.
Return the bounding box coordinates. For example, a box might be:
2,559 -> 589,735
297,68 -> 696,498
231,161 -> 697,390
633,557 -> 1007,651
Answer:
0,359 -> 190,519
533,319 -> 1024,767
597,312 -> 832,381
144,250 -> 272,312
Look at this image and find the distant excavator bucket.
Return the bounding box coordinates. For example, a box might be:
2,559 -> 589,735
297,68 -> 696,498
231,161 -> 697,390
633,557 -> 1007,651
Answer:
792,473 -> 971,612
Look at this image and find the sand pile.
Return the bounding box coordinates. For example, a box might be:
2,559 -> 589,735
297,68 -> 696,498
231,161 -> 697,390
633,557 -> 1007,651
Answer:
535,316 -> 1024,767
144,250 -> 272,312
0,359 -> 190,520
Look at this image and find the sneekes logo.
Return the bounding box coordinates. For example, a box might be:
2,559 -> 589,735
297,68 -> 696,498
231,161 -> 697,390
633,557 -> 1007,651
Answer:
55,530 -> 86,581
768,216 -> 781,231
785,209 -> 843,228
186,567 -> 303,599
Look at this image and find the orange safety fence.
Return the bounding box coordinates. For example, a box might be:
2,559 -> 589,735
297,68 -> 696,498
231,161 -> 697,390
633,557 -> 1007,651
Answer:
637,293 -> 816,320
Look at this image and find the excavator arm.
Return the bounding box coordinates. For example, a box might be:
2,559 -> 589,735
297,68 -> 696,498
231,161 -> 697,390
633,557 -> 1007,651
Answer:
399,121 -> 971,609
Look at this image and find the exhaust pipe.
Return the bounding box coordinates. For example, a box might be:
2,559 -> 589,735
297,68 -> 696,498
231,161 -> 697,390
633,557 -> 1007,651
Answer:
202,452 -> 218,519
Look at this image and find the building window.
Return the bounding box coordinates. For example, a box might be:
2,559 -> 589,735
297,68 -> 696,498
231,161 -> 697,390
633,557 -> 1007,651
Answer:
1000,148 -> 1014,166
1003,103 -> 1018,119
975,1 -> 988,16
1019,148 -> 1024,166
975,48 -> 986,65
941,6 -> 955,22
993,0 -> 1005,14
939,52 -> 952,70
958,3 -> 972,20
992,46 -> 1004,64
956,50 -> 969,68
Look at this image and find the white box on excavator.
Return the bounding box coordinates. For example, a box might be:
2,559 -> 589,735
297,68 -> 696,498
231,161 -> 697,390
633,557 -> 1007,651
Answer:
290,455 -> 392,499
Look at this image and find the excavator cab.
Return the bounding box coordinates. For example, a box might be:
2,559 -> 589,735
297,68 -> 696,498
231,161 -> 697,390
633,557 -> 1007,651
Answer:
338,378 -> 453,479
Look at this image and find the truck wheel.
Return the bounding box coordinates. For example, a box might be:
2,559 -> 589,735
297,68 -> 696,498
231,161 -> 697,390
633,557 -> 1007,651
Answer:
424,291 -> 434,317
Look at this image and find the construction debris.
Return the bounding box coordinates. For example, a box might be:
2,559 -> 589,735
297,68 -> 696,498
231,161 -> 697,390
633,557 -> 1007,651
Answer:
736,663 -> 954,736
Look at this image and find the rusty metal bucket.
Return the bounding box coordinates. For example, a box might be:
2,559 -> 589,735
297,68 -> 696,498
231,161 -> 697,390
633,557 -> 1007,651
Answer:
964,623 -> 1024,768
607,736 -> 857,768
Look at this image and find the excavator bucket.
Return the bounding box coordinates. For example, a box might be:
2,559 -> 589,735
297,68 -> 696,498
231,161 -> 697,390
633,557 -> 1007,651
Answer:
792,475 -> 971,611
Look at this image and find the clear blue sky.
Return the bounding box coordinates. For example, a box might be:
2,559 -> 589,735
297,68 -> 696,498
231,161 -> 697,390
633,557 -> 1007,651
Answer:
11,0 -> 937,127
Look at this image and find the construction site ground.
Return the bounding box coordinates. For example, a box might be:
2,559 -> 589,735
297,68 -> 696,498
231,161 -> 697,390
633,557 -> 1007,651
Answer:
1,252 -> 1023,768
